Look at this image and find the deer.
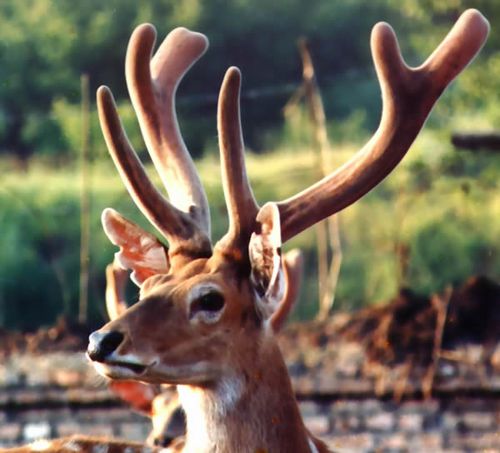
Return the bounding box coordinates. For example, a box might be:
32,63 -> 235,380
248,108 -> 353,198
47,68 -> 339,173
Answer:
103,248 -> 303,449
84,9 -> 489,453
5,9 -> 487,453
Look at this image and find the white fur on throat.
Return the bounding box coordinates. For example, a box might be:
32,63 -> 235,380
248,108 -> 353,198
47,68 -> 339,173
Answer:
177,376 -> 244,452
178,375 -> 243,417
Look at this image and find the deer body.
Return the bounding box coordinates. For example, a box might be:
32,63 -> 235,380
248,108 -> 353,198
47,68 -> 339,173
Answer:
86,10 -> 488,453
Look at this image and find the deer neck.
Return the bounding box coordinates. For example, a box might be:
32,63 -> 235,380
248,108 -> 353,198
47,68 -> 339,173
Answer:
177,336 -> 312,453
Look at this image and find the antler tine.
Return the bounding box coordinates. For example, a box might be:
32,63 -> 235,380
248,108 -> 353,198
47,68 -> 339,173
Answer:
126,25 -> 211,237
216,67 -> 259,251
271,9 -> 489,243
97,86 -> 212,255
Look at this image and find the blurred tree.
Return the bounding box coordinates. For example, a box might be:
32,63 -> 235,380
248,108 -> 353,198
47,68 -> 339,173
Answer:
0,0 -> 197,160
0,0 -> 402,160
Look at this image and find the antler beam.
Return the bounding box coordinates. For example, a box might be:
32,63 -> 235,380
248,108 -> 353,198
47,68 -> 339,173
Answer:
273,9 -> 489,242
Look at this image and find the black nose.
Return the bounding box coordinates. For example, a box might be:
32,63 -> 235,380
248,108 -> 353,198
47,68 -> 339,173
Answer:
154,436 -> 174,447
87,330 -> 124,362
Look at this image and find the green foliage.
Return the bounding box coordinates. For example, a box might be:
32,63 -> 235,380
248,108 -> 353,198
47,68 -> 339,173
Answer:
20,112 -> 63,156
2,132 -> 500,328
50,97 -> 143,161
1,0 -> 497,160
0,0 -> 434,159
408,219 -> 482,293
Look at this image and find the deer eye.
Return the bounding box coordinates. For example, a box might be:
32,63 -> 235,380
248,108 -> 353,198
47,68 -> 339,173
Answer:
198,292 -> 225,312
190,291 -> 225,319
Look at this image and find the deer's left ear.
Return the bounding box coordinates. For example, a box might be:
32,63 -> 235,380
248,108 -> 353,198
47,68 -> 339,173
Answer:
249,203 -> 285,319
102,208 -> 170,286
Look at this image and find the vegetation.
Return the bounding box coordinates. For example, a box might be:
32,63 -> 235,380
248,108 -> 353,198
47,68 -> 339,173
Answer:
1,0 -> 500,160
2,133 -> 500,329
1,1 -> 499,329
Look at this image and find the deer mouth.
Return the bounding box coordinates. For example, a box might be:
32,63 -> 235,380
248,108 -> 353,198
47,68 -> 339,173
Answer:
90,355 -> 157,379
107,360 -> 148,374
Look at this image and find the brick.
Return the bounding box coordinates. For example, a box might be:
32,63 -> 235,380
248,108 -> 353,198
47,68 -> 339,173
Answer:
18,409 -> 58,422
358,399 -> 383,413
119,423 -> 150,442
23,422 -> 51,442
0,424 -> 21,441
442,413 -> 459,430
398,413 -> 423,432
66,388 -> 113,404
303,415 -> 329,436
75,425 -> 114,437
447,433 -> 500,450
409,433 -> 442,450
77,407 -> 136,422
52,369 -> 84,387
15,390 -> 43,405
331,400 -> 360,413
461,412 -> 494,430
400,399 -> 439,413
445,397 -> 491,412
327,433 -> 374,450
333,415 -> 361,433
365,412 -> 395,431
422,411 -> 441,430
56,422 -> 83,437
299,401 -> 319,416
379,433 -> 407,449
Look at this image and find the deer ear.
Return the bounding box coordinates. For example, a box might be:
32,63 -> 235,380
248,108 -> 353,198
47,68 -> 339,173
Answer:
270,249 -> 303,332
102,208 -> 170,286
249,203 -> 285,320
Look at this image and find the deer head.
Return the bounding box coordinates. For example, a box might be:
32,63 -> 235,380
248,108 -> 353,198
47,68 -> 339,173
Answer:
103,251 -> 303,448
88,10 -> 488,452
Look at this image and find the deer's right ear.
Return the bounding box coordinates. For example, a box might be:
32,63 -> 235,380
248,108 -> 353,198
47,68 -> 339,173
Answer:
249,203 -> 285,320
270,249 -> 303,332
102,208 -> 170,286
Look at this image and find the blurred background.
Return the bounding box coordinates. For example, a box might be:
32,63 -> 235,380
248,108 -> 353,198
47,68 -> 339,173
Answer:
1,0 -> 499,331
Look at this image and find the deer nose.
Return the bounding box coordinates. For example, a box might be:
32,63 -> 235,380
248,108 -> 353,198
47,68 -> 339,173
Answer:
87,331 -> 124,362
153,436 -> 175,448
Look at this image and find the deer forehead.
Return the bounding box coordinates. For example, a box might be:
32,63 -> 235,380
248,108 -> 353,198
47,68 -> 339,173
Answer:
141,254 -> 252,305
